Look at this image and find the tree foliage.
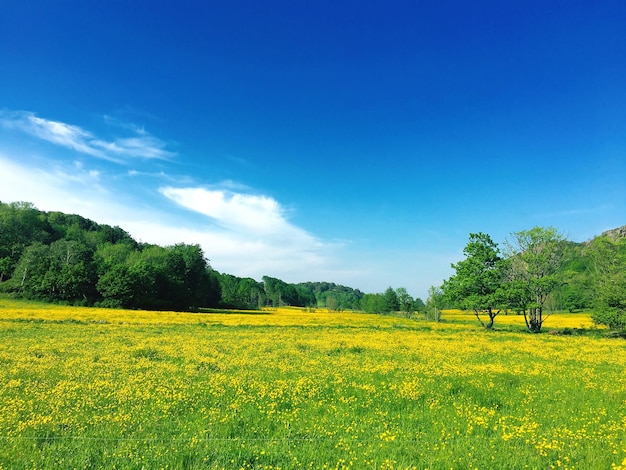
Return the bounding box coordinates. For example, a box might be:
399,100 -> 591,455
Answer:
505,227 -> 567,332
2,201 -> 625,327
0,201 -> 220,311
588,235 -> 626,330
442,233 -> 506,329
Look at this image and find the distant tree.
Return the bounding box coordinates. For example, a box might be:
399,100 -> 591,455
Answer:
326,295 -> 338,312
396,287 -> 414,316
505,226 -> 567,333
424,286 -> 443,322
0,256 -> 12,283
168,243 -> 220,310
360,293 -> 386,314
383,287 -> 400,313
412,297 -> 425,313
442,233 -> 507,329
262,276 -> 284,307
295,282 -> 364,310
96,264 -> 137,308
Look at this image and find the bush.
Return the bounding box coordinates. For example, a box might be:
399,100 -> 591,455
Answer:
592,308 -> 626,331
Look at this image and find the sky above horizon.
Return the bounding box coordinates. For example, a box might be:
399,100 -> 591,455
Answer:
1,1 -> 625,300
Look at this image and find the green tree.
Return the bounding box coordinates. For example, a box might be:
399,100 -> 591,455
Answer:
588,235 -> 626,330
42,239 -> 96,301
396,287 -> 414,316
9,242 -> 51,298
424,286 -> 443,322
96,264 -> 137,308
326,295 -> 338,312
412,297 -> 425,313
0,201 -> 51,281
505,226 -> 567,333
442,232 -> 506,329
360,293 -> 386,314
383,287 -> 400,313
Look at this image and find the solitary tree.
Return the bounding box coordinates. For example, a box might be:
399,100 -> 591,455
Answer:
505,226 -> 567,333
442,232 -> 506,329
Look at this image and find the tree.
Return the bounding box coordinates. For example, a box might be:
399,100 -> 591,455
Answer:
360,293 -> 386,314
9,242 -> 51,297
424,286 -> 443,322
383,287 -> 400,313
0,201 -> 51,282
326,295 -> 338,312
396,287 -> 414,316
442,233 -> 506,329
412,297 -> 425,313
42,239 -> 96,301
588,235 -> 626,330
505,226 -> 567,333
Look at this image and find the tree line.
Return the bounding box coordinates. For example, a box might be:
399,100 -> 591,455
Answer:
438,227 -> 626,332
1,201 -> 623,330
0,201 -> 423,313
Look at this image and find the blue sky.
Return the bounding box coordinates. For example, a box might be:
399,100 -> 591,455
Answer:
1,1 -> 625,299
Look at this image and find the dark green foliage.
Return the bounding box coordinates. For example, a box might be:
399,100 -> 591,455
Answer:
296,282 -> 364,310
0,201 -> 220,311
383,286 -> 400,312
588,235 -> 626,330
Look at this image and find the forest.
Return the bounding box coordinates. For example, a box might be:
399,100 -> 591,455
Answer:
0,201 -> 624,331
0,201 -> 370,312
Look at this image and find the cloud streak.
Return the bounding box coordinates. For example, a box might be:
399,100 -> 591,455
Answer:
0,110 -> 175,162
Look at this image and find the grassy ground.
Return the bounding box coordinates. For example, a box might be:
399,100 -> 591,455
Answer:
0,299 -> 625,469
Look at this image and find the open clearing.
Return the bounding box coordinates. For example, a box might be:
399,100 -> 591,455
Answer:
1,300 -> 625,469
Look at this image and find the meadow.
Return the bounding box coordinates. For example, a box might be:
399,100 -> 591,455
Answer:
0,299 -> 625,469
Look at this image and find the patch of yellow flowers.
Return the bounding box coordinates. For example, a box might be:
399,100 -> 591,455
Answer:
0,299 -> 624,469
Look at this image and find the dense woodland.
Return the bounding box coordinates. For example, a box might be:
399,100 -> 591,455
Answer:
0,201 -> 624,331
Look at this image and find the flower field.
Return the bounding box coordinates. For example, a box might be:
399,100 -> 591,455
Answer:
1,299 -> 625,469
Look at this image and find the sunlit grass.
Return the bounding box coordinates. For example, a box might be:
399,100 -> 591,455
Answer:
0,298 -> 624,469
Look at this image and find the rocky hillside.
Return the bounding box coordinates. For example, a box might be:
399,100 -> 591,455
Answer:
601,225 -> 626,240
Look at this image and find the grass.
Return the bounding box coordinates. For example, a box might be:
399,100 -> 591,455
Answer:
0,298 -> 625,469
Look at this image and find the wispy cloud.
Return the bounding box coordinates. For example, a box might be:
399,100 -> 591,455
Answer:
0,109 -> 175,162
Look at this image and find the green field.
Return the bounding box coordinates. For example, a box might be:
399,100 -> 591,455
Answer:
1,300 -> 625,469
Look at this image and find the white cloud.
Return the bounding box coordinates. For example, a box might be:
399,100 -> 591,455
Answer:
158,186 -> 336,278
0,151 -> 338,286
0,153 -> 117,219
0,110 -> 175,162
160,187 -> 305,236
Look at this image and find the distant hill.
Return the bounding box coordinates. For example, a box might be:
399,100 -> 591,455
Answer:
601,225 -> 626,240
